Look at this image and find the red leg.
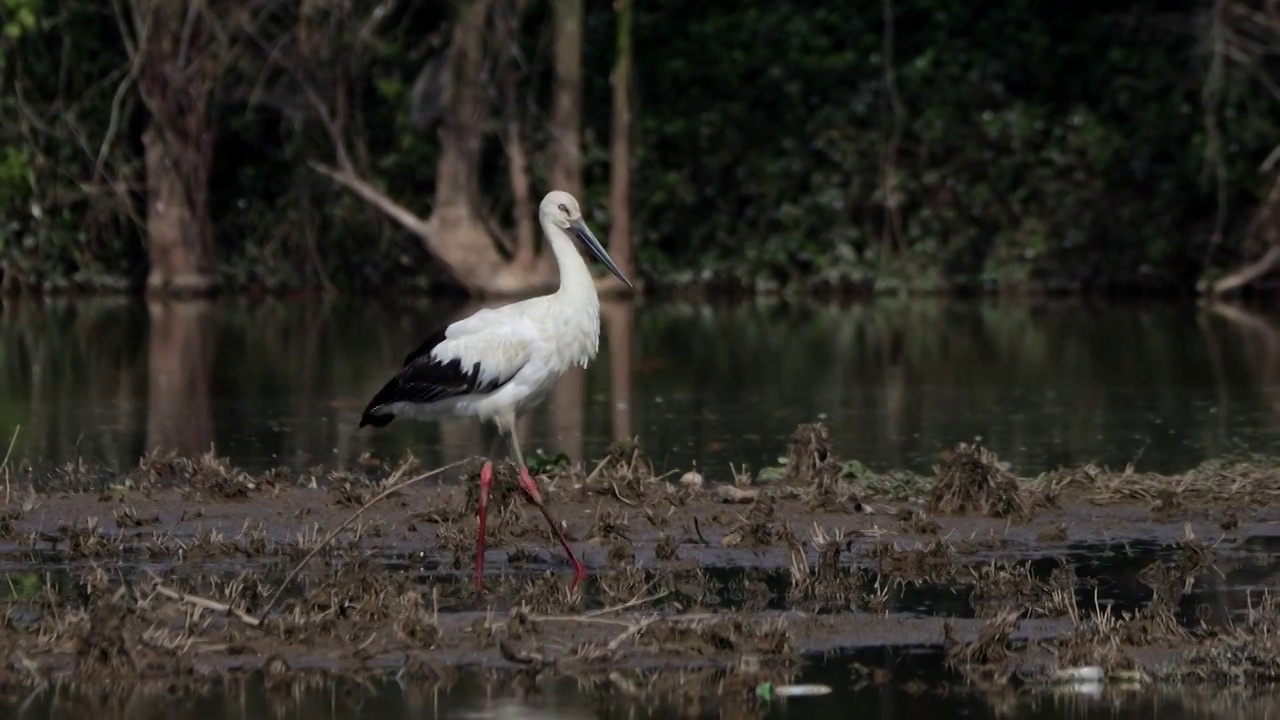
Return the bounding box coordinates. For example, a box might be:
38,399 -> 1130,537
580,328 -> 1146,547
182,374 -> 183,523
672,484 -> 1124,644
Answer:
475,460 -> 493,592
517,464 -> 586,586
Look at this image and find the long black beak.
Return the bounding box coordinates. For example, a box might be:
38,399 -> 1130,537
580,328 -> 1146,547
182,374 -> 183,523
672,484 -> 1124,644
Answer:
570,217 -> 633,287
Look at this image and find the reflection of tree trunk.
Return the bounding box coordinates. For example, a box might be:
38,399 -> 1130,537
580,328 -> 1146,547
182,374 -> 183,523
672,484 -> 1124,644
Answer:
146,300 -> 215,455
603,300 -> 634,442
1207,302 -> 1280,412
1197,309 -> 1231,437
438,419 -> 485,466
549,0 -> 583,196
605,0 -> 636,295
549,367 -> 585,465
881,326 -> 906,445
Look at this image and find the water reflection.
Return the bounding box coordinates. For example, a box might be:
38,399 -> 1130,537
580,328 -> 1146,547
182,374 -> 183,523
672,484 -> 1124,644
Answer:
3,298 -> 1280,477
5,657 -> 1280,720
146,299 -> 216,456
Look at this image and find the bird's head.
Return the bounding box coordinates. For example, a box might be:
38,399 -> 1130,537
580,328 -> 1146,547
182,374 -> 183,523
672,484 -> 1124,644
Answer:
538,190 -> 633,288
539,190 -> 582,230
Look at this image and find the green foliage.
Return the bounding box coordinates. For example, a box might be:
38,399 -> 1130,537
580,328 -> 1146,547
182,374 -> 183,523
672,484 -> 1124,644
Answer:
626,0 -> 1266,293
1,0 -> 1278,294
0,1 -> 139,292
1,0 -> 39,41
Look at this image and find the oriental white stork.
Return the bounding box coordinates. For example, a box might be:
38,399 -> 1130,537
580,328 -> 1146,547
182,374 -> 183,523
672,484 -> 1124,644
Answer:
358,190 -> 633,591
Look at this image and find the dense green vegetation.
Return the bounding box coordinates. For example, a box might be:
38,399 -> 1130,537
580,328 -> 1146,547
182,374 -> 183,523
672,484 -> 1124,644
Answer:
1,0 -> 1278,296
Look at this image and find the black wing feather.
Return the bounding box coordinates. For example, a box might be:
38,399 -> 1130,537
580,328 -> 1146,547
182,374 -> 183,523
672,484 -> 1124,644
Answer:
358,327 -> 513,428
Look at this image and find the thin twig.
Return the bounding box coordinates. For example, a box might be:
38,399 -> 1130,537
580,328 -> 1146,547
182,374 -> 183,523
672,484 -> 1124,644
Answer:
584,455 -> 611,485
610,481 -> 637,506
584,589 -> 668,617
2,424 -> 19,505
692,515 -> 709,545
522,590 -> 671,627
257,458 -> 472,619
149,578 -> 262,628
604,616 -> 657,653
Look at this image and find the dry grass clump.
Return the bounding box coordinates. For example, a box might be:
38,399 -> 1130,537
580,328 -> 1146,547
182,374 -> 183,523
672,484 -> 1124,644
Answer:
785,524 -> 862,609
567,438 -> 689,515
944,608 -> 1021,684
1185,591 -> 1280,683
1038,456 -> 1280,508
780,423 -> 860,510
966,560 -> 1076,620
1048,556 -> 1195,674
139,449 -> 275,499
783,423 -> 842,487
928,442 -> 1027,519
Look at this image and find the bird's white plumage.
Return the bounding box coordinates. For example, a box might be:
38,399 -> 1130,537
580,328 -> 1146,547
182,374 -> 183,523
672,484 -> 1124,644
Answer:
365,190 -> 615,435
383,296 -> 599,430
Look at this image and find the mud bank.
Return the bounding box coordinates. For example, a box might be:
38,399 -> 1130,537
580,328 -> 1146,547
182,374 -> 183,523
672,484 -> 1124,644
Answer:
4,427 -> 1280,715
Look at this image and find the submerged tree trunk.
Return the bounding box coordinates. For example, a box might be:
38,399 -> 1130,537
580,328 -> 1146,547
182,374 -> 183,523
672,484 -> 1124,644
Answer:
549,0 -> 583,196
127,1 -> 221,297
607,0 -> 636,286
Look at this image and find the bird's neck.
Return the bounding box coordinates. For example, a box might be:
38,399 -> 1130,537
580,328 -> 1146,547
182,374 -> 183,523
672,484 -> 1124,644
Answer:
545,220 -> 599,307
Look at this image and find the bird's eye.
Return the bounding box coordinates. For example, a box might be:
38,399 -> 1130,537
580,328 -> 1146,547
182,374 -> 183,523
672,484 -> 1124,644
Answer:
558,203 -> 569,213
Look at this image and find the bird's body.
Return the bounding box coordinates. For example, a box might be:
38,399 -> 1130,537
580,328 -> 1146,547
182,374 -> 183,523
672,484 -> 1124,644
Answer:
360,290 -> 600,431
358,190 -> 632,590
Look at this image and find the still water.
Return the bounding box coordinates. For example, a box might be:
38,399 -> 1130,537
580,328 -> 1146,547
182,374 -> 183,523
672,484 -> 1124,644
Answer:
1,653 -> 1277,719
2,297 -> 1280,478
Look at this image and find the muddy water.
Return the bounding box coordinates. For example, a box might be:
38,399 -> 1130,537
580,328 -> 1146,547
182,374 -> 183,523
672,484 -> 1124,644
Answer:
4,298 -> 1280,477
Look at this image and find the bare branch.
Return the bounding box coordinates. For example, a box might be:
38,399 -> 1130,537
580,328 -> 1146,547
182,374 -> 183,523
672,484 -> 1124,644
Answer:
1202,0 -> 1230,263
880,0 -> 906,255
1212,245 -> 1280,294
177,0 -> 199,68
308,161 -> 435,243
95,67 -> 140,182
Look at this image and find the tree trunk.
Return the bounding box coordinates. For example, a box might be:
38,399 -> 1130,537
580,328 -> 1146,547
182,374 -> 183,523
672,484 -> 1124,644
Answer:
127,1 -> 221,297
498,0 -> 537,267
142,126 -> 218,296
436,0 -> 488,215
607,0 -> 636,281
308,0 -> 627,298
549,0 -> 583,196
146,299 -> 215,456
424,0 -> 557,294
